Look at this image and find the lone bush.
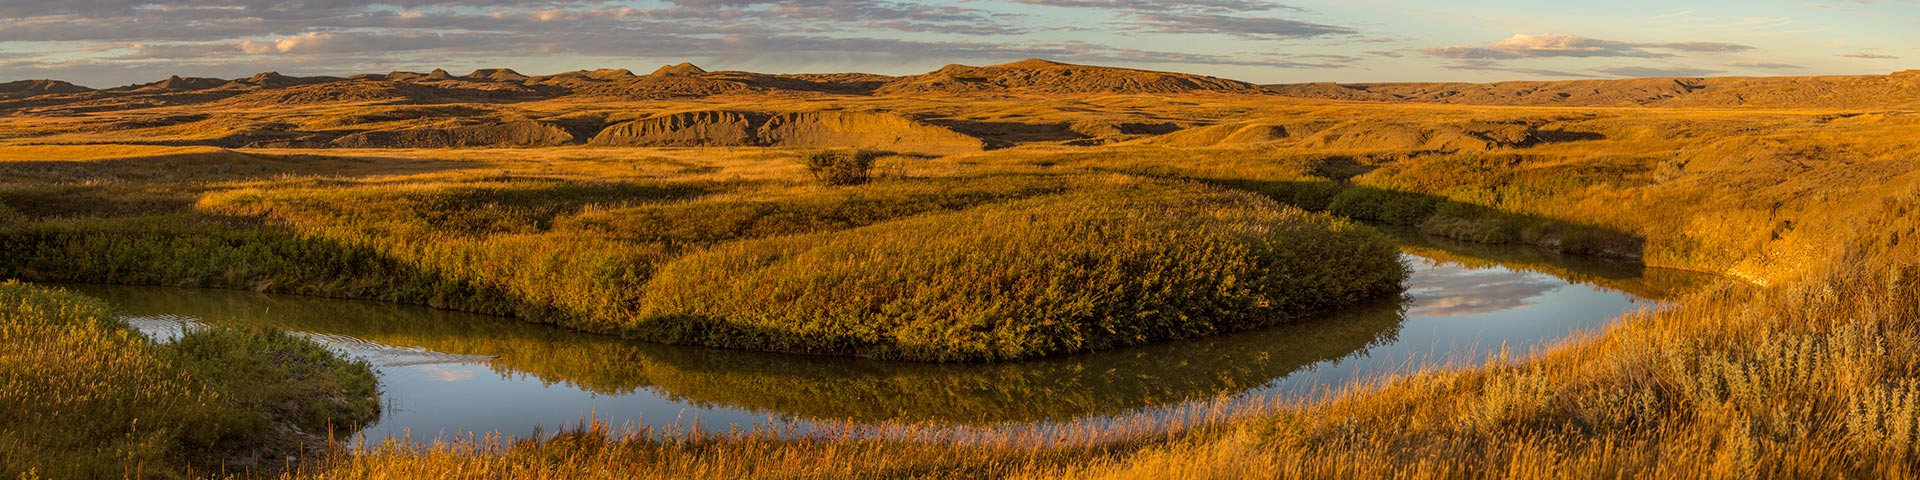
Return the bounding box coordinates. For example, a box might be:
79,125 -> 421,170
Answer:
800,150 -> 883,186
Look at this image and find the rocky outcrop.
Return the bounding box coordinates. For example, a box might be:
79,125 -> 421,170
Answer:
330,120 -> 575,148
589,110 -> 985,154
758,111 -> 985,154
588,111 -> 763,147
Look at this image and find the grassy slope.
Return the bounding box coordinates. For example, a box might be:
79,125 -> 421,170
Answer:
0,281 -> 378,479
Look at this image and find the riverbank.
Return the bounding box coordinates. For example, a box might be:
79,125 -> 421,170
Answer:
0,281 -> 379,478
66,235 -> 1707,443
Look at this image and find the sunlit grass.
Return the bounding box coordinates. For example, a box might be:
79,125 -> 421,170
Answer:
3,98 -> 1919,477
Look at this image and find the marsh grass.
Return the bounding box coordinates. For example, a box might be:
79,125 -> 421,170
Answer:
0,281 -> 378,479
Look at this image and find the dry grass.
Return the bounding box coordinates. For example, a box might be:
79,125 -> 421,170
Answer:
4,93 -> 1920,477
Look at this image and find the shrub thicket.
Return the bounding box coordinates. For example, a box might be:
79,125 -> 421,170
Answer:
800,149 -> 883,186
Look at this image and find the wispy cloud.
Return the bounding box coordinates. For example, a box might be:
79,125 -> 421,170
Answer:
1422,34 -> 1753,60
1438,59 -> 1598,79
1723,60 -> 1804,69
1591,65 -> 1722,78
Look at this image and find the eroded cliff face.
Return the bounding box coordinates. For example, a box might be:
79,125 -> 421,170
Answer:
590,110 -> 984,154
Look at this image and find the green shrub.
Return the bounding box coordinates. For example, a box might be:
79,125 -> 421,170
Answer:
800,150 -> 883,186
1327,186 -> 1439,225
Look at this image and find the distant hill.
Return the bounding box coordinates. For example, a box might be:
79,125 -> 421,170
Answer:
878,59 -> 1266,95
0,60 -> 1267,116
20,61 -> 1920,153
0,79 -> 91,99
1267,70 -> 1920,108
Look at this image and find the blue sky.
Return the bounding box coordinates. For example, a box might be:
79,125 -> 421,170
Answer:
1,0 -> 1915,87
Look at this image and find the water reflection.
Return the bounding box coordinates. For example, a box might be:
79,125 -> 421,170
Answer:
74,233 -> 1719,443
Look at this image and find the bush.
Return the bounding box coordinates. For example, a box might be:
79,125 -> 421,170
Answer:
1326,186 -> 1439,225
800,149 -> 883,186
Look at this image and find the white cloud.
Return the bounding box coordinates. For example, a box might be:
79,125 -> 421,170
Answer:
1423,34 -> 1752,60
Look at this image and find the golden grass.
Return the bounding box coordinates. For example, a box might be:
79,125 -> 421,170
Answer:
4,95 -> 1920,477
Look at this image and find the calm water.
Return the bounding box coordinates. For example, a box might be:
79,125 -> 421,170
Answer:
78,233 -> 1717,444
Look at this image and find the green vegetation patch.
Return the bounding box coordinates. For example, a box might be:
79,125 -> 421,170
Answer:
3,169 -> 1406,363
0,281 -> 378,478
633,178 -> 1408,361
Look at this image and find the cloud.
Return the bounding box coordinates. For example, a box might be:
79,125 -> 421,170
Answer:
1723,60 -> 1804,69
1422,34 -> 1753,60
1132,12 -> 1356,39
1439,59 -> 1598,79
1591,65 -> 1722,78
667,0 -> 781,6
1405,266 -> 1565,317
1841,52 -> 1901,59
1,0 -> 1376,87
1010,0 -> 1288,13
237,32 -> 467,56
1009,0 -> 1353,40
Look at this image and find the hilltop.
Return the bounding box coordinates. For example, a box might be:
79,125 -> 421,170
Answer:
876,59 -> 1266,95
1268,70 -> 1920,108
0,79 -> 90,99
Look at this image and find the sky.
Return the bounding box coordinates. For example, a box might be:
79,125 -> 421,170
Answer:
1,0 -> 1917,88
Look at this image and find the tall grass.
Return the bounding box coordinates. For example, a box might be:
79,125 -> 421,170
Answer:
0,281 -> 378,478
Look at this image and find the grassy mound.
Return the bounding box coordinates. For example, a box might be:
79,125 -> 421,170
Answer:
633,178 -> 1407,361
0,281 -> 378,478
4,172 -> 1416,362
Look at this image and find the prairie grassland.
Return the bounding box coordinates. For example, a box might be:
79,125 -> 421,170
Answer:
0,281 -> 378,478
4,98 -> 1920,477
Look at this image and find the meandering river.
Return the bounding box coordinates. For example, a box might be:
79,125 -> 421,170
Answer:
78,232 -> 1718,445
